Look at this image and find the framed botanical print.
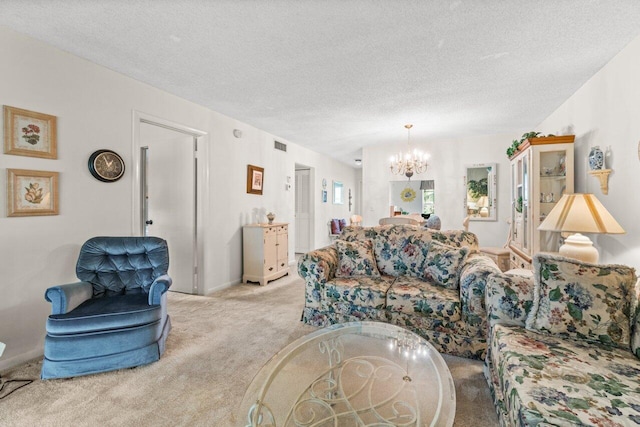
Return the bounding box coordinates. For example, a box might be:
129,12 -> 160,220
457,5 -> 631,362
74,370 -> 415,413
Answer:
3,105 -> 57,159
247,164 -> 264,195
7,169 -> 59,216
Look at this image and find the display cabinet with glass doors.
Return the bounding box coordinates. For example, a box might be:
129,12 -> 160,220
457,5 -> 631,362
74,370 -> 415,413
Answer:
508,135 -> 575,270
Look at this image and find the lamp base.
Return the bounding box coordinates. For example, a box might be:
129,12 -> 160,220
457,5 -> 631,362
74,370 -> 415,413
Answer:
559,233 -> 599,263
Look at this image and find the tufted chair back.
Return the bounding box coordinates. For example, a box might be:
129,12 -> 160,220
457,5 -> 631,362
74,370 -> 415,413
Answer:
76,236 -> 169,297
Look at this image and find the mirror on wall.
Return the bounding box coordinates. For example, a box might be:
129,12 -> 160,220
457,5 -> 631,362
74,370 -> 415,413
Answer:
333,181 -> 344,204
464,163 -> 497,221
389,180 -> 435,216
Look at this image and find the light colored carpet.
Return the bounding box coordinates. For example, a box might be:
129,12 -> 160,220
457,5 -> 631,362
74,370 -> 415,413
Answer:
0,272 -> 498,426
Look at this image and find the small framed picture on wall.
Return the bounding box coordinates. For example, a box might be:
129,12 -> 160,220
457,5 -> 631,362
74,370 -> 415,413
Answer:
3,105 -> 57,159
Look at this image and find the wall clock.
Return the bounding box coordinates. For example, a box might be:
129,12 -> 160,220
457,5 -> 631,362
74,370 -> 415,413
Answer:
88,149 -> 125,182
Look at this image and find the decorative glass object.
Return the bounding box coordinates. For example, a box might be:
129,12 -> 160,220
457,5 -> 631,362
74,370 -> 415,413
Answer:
588,146 -> 604,170
266,212 -> 275,224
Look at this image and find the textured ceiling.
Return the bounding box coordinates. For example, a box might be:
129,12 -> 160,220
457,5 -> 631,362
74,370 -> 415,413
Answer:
1,1 -> 640,166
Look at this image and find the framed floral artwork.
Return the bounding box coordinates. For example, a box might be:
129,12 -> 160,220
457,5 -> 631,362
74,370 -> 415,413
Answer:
246,164 -> 264,195
3,105 -> 57,159
7,169 -> 59,217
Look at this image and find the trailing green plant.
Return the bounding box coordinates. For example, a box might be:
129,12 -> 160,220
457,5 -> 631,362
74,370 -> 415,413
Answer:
506,131 -> 556,157
467,178 -> 488,199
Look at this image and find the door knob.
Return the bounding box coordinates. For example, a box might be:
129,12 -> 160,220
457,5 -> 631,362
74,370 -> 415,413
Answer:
146,220 -> 153,225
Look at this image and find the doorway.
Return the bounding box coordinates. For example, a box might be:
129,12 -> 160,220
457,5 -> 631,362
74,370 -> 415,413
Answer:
295,165 -> 313,253
133,112 -> 208,294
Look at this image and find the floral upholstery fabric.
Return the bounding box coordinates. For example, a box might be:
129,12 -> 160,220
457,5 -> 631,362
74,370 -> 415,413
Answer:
423,241 -> 469,289
339,225 -> 479,253
325,275 -> 395,309
373,235 -> 430,277
486,270 -> 535,327
298,226 -> 499,361
335,239 -> 380,277
387,276 -> 461,321
528,254 -> 637,348
459,253 -> 500,329
489,323 -> 640,426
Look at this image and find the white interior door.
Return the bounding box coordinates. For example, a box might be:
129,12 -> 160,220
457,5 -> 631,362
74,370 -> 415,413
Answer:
140,122 -> 196,294
295,168 -> 311,253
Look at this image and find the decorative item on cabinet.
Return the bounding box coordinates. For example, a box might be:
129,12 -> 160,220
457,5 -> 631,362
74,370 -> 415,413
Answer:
242,223 -> 289,286
267,212 -> 275,224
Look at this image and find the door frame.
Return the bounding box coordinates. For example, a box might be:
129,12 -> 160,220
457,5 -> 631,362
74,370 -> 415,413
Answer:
294,163 -> 315,253
132,111 -> 209,295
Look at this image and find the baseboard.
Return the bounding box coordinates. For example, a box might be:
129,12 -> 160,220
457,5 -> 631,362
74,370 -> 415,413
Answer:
0,347 -> 43,373
204,278 -> 241,296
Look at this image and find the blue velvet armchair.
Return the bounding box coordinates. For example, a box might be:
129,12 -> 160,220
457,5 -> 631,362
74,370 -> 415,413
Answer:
41,236 -> 172,380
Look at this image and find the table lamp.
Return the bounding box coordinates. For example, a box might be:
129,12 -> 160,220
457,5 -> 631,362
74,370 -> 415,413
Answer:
477,196 -> 489,217
538,193 -> 624,263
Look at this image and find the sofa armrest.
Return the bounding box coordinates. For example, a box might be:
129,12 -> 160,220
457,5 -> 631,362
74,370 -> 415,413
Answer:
148,274 -> 172,305
485,270 -> 535,329
459,253 -> 501,326
44,281 -> 93,315
297,246 -> 339,285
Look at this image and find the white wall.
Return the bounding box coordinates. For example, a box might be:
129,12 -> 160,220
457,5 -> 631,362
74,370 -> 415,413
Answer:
362,134 -> 513,247
536,34 -> 640,271
0,27 -> 357,371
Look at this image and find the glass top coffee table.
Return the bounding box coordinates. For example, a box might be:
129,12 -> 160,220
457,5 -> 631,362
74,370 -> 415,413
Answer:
240,321 -> 456,426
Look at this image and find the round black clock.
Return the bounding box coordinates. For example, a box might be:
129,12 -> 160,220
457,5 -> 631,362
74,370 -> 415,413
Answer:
88,149 -> 125,182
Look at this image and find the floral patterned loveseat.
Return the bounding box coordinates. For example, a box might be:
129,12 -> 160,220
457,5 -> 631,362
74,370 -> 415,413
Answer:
298,224 -> 500,359
485,253 -> 639,426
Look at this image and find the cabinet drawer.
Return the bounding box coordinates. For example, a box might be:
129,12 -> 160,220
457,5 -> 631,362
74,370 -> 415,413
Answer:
277,258 -> 288,271
510,251 -> 532,270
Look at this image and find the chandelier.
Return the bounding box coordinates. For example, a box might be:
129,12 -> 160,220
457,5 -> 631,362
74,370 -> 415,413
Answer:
389,124 -> 428,180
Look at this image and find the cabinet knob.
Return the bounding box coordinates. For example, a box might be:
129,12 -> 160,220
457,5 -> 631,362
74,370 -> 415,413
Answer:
269,267 -> 274,271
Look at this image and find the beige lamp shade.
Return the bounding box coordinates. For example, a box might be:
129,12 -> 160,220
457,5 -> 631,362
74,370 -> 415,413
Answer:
538,193 -> 624,263
538,193 -> 624,234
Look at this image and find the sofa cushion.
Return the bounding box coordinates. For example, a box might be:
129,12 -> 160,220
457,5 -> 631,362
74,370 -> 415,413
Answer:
423,241 -> 469,289
527,254 -> 637,348
325,275 -> 395,309
490,323 -> 640,426
373,234 -> 430,277
335,239 -> 380,277
386,276 -> 461,322
486,270 -> 535,327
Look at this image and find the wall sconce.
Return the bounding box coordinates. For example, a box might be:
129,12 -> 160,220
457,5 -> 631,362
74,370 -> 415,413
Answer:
233,129 -> 243,138
354,159 -> 362,166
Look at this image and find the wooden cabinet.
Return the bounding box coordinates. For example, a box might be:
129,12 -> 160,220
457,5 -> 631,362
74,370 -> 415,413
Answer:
243,223 -> 290,285
508,136 -> 575,270
480,247 -> 511,272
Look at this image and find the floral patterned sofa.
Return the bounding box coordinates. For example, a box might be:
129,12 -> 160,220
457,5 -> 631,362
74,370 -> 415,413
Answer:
485,253 -> 639,426
298,224 -> 501,359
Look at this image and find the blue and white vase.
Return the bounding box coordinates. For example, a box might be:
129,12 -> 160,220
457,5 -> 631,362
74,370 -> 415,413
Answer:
588,146 -> 604,170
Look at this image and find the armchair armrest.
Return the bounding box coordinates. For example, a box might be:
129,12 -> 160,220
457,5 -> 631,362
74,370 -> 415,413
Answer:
485,270 -> 534,329
44,281 -> 93,315
148,274 -> 172,305
297,246 -> 338,285
459,253 -> 501,326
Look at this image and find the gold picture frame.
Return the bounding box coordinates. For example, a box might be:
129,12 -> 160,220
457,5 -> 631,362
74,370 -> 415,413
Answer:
7,169 -> 59,217
247,164 -> 264,195
3,105 -> 57,159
